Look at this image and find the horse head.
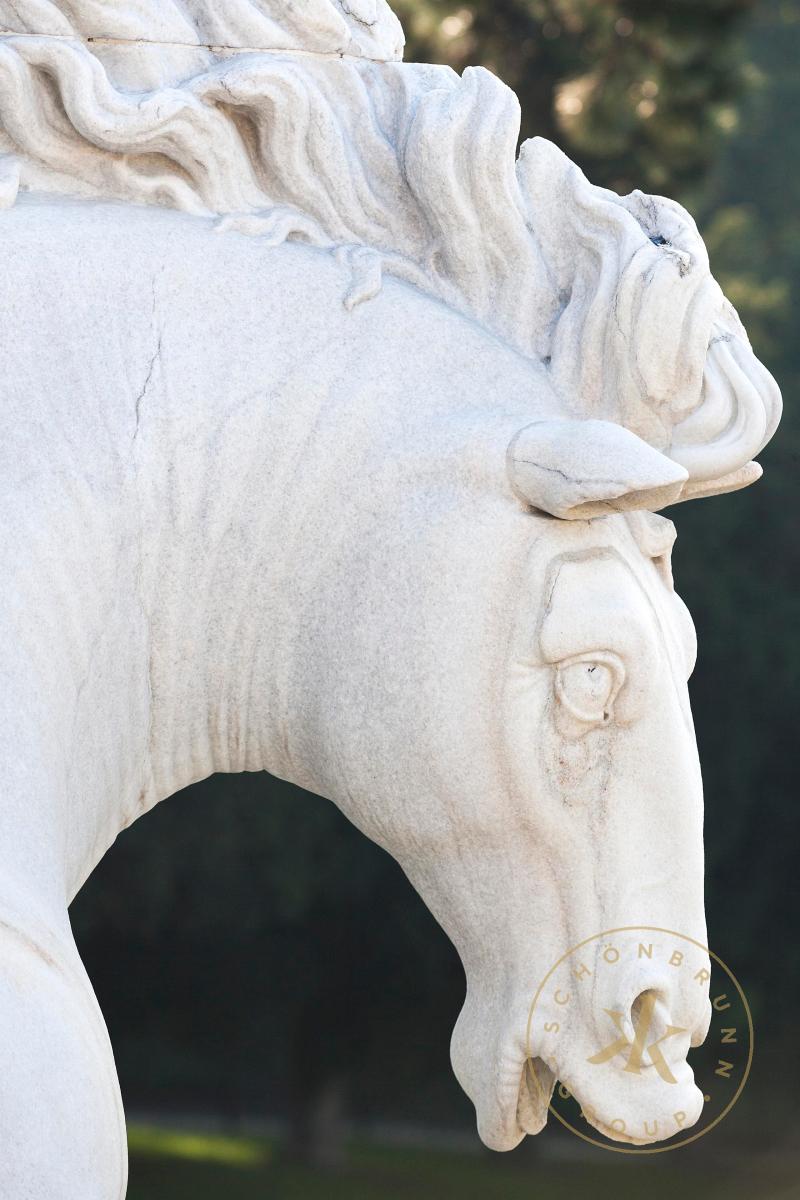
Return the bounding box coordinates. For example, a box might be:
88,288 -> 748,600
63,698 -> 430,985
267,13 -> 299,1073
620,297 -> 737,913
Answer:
274,392 -> 752,1149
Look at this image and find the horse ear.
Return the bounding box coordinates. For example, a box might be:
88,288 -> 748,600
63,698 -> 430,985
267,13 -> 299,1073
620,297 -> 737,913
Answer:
507,419 -> 689,520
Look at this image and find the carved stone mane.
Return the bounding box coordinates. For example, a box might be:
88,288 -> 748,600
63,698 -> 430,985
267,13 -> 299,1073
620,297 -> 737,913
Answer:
0,0 -> 780,500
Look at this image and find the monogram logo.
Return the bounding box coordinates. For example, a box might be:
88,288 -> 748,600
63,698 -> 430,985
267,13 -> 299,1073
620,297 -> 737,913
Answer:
525,927 -> 753,1154
587,993 -> 685,1083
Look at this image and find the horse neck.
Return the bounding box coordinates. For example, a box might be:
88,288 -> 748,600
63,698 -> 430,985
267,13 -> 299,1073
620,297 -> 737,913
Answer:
0,198 -> 336,902
2,193 -> 558,903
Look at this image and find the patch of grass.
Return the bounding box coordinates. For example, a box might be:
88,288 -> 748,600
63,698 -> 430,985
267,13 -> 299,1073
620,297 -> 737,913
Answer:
126,1124 -> 800,1200
128,1124 -> 271,1168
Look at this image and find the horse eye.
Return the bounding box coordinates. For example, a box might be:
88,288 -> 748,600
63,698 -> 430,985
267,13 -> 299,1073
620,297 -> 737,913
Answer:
555,660 -> 617,725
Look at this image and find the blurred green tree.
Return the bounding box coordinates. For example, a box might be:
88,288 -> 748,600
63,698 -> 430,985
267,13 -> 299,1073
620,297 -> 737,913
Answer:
74,775 -> 468,1164
396,0 -> 758,196
673,0 -> 800,1020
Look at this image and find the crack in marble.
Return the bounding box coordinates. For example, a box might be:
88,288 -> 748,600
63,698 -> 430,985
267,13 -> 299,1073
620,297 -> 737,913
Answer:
0,29 -> 397,62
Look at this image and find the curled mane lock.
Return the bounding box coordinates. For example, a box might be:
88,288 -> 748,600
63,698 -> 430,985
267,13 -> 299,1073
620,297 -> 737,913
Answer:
0,0 -> 781,497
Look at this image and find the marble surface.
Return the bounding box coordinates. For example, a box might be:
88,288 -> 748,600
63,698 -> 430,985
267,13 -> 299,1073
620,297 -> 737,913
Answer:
0,0 -> 781,1192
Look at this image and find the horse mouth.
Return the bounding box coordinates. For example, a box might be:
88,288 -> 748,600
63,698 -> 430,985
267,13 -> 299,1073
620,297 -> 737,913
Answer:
515,1050 -> 704,1148
454,993 -> 709,1151
516,1056 -> 555,1138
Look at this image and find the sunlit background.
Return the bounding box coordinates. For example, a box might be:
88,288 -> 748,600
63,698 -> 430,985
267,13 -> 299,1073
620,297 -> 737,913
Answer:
71,1 -> 799,1195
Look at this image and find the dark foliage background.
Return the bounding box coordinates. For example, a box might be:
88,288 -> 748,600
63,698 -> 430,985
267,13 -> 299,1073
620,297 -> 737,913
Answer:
71,0 -> 799,1188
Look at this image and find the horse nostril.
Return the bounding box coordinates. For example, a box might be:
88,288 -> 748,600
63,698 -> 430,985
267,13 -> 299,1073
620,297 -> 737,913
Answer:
628,988 -> 663,1038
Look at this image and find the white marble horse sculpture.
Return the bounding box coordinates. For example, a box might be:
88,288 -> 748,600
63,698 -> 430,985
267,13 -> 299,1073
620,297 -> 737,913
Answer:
0,0 -> 781,1192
